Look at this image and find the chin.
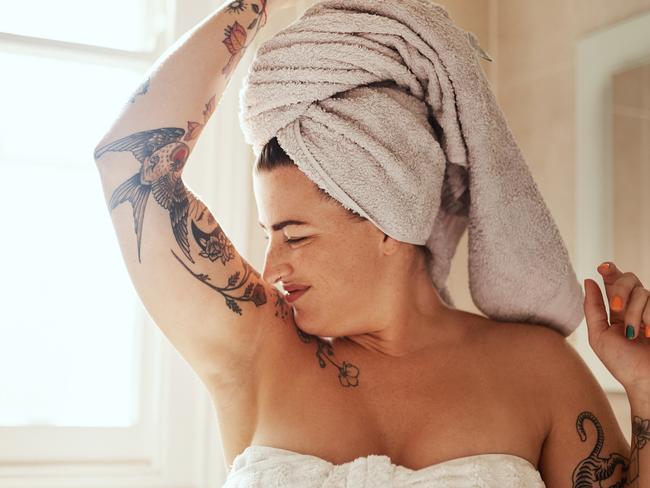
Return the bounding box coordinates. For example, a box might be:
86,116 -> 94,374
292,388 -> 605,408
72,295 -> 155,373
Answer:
292,305 -> 346,340
293,312 -> 326,337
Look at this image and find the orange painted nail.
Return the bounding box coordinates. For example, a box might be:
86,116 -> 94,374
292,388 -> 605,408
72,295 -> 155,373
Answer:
611,295 -> 624,311
599,262 -> 611,270
645,325 -> 650,339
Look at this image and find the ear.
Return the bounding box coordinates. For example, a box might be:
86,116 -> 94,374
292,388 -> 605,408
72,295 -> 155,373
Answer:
381,233 -> 401,256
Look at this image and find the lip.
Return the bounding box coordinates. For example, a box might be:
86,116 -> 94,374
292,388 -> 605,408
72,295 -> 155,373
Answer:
283,283 -> 310,293
285,287 -> 310,303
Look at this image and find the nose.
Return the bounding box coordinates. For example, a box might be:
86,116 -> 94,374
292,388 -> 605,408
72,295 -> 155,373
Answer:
261,240 -> 291,286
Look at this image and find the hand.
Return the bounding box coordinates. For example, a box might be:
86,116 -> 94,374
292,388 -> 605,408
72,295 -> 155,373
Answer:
584,262 -> 650,396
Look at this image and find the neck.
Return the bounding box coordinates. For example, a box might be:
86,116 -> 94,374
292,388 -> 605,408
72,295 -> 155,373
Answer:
337,265 -> 463,358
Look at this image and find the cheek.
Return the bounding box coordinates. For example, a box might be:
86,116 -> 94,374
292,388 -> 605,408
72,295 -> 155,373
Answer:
298,242 -> 377,334
302,234 -> 378,295
327,243 -> 377,291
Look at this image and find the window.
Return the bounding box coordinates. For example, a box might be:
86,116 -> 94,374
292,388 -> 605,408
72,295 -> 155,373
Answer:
0,0 -> 163,51
0,50 -> 143,429
0,1 -> 224,486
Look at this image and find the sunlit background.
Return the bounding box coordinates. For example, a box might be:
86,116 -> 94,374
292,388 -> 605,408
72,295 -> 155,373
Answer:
0,0 -> 171,429
0,48 -> 143,427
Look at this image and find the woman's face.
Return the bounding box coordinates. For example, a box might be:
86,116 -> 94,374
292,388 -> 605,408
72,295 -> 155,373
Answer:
253,164 -> 394,338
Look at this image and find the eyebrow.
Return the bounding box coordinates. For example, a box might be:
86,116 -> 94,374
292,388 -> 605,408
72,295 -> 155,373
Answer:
258,219 -> 309,232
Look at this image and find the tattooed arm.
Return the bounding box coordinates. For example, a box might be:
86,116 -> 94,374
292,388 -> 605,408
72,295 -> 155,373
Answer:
537,333 -> 644,487
95,0 -> 268,151
626,393 -> 650,488
92,1 -> 289,388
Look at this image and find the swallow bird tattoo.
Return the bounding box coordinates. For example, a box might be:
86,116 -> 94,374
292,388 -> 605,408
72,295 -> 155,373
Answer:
94,127 -> 198,264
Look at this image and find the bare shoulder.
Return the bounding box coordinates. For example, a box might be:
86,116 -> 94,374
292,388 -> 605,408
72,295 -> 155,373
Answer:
461,312 -> 569,353
471,315 -> 579,417
495,319 -> 608,402
478,316 -> 571,357
459,313 -> 575,393
482,318 -> 615,419
485,317 -> 585,385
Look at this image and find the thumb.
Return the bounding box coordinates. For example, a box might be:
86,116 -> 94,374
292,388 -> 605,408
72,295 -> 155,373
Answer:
583,278 -> 610,342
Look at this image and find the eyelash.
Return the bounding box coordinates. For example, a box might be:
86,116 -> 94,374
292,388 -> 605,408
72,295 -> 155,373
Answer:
263,236 -> 307,244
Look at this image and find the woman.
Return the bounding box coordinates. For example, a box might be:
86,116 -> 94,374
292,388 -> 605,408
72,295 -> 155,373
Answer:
93,0 -> 649,486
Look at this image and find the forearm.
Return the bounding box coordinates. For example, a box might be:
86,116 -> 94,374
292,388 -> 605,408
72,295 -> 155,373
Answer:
626,392 -> 650,487
94,0 -> 268,158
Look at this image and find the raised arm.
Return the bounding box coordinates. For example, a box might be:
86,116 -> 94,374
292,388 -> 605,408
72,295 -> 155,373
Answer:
92,1 -> 292,389
94,0 -> 267,154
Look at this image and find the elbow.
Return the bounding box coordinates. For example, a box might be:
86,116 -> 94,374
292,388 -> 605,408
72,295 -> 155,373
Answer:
93,132 -> 115,162
93,140 -> 107,162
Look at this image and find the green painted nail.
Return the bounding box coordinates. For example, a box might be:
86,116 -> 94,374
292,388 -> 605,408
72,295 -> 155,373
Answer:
626,325 -> 635,339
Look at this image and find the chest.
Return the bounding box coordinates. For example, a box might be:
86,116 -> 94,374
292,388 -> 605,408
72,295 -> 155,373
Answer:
250,331 -> 550,471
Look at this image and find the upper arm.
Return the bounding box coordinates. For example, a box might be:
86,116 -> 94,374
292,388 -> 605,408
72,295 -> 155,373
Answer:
538,332 -> 631,487
93,128 -> 288,389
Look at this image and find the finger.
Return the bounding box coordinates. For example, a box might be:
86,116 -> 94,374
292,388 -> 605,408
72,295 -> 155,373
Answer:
597,262 -> 626,314
597,261 -> 623,286
644,300 -> 650,339
597,262 -> 644,315
583,278 -> 610,343
623,286 -> 650,340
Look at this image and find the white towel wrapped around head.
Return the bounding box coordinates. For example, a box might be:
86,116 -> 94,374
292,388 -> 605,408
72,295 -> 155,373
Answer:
238,0 -> 584,336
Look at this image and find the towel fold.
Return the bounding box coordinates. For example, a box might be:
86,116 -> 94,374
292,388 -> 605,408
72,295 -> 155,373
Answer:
238,0 -> 584,336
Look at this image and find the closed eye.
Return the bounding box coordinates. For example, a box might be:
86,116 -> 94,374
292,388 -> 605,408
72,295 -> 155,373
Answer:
263,236 -> 307,244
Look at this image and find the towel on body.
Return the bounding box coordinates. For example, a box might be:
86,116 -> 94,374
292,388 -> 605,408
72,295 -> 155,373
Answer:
238,0 -> 584,336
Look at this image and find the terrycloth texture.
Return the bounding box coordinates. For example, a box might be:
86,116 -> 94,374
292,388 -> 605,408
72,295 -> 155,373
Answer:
238,0 -> 585,336
223,445 -> 547,487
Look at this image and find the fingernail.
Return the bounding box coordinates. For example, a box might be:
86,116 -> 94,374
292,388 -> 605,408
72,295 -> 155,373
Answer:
645,326 -> 650,339
626,325 -> 635,339
599,262 -> 611,271
611,295 -> 624,311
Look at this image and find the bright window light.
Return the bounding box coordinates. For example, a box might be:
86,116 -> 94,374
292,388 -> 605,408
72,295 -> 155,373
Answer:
0,50 -> 147,427
0,0 -> 161,52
